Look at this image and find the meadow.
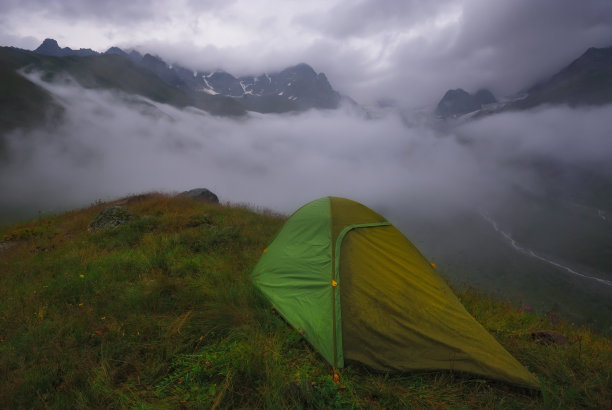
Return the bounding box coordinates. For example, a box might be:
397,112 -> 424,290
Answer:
0,193 -> 610,408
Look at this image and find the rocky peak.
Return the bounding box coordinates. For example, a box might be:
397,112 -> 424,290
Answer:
128,50 -> 143,63
34,38 -> 62,55
138,54 -> 184,88
473,89 -> 497,105
436,88 -> 496,118
34,38 -> 97,57
30,38 -> 341,112
281,63 -> 317,78
105,47 -> 128,57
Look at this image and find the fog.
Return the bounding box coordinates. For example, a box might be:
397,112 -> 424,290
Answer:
2,72 -> 612,221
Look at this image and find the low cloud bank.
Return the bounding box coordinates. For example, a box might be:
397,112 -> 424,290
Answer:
2,74 -> 612,223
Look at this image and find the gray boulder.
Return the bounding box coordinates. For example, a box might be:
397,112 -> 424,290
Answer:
180,188 -> 219,203
88,206 -> 135,232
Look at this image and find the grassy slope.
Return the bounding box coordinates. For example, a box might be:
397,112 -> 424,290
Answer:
0,50 -> 64,137
0,47 -> 246,123
0,194 -> 610,409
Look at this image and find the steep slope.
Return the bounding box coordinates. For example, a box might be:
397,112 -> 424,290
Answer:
235,63 -> 341,111
435,45 -> 612,120
0,46 -> 246,130
29,39 -> 343,113
487,45 -> 612,114
0,193 -> 610,408
515,45 -> 612,109
135,58 -> 342,112
0,47 -> 64,135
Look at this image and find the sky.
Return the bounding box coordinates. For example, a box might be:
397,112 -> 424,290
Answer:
1,0 -> 612,106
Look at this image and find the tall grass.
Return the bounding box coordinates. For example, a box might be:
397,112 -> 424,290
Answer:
0,193 -> 610,408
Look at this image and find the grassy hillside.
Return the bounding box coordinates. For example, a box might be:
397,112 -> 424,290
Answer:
0,194 -> 610,409
0,58 -> 63,137
0,46 -> 246,129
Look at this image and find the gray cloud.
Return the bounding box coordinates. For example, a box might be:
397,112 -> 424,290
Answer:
3,0 -> 159,23
449,0 -> 612,93
295,0 -> 456,39
3,0 -> 612,107
371,0 -> 612,106
3,71 -> 612,221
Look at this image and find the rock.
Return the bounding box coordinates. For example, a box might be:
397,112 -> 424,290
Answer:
435,88 -> 497,118
88,206 -> 135,232
180,188 -> 219,203
34,38 -> 98,57
104,46 -> 128,57
530,330 -> 568,346
473,89 -> 497,106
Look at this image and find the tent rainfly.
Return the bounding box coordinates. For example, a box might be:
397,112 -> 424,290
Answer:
252,197 -> 540,389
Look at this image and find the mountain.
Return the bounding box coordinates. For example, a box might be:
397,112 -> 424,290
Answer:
137,53 -> 185,89
123,48 -> 342,112
104,46 -> 129,58
0,45 -> 247,134
514,45 -> 612,109
1,38 -> 344,134
34,38 -> 98,57
0,47 -> 65,137
434,45 -> 612,120
435,88 -> 496,118
31,39 -> 342,114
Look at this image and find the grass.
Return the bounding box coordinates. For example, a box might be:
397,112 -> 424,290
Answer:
0,193 -> 610,409
0,46 -> 247,128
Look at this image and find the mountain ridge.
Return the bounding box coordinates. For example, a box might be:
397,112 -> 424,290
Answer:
515,44 -> 612,109
435,88 -> 496,118
0,39 -> 344,133
31,39 -> 341,113
34,38 -> 98,57
0,45 -> 247,134
435,44 -> 612,120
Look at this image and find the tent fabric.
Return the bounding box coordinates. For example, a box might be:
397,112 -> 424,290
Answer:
251,197 -> 540,389
251,197 -> 335,365
339,224 -> 538,387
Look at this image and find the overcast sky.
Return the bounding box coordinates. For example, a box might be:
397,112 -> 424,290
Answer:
2,0 -> 612,106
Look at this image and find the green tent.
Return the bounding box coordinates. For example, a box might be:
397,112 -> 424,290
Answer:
252,197 -> 539,389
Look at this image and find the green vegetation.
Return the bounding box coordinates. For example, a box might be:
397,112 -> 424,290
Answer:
0,46 -> 246,133
0,62 -> 63,136
1,193 -> 610,408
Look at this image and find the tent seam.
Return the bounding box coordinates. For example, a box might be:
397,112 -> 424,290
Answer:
329,197 -> 338,369
333,221 -> 391,368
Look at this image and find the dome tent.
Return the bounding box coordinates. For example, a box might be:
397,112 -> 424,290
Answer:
252,197 -> 539,389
